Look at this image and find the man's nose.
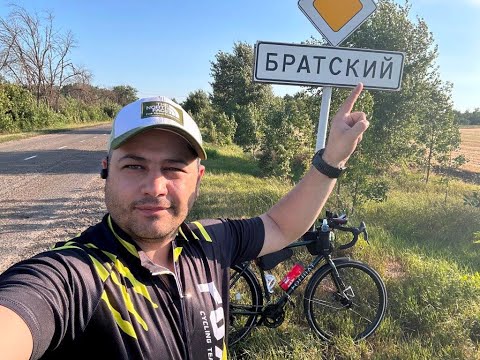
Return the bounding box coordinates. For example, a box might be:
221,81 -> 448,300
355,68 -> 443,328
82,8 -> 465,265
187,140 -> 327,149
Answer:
141,171 -> 168,197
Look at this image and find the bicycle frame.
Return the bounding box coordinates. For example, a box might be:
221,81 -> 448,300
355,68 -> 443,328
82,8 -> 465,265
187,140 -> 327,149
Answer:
233,239 -> 350,317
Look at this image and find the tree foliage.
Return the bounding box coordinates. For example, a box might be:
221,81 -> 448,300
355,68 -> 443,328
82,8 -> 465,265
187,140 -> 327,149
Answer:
210,42 -> 275,151
182,89 -> 210,118
112,85 -> 138,106
259,96 -> 314,181
210,42 -> 273,118
454,108 -> 480,126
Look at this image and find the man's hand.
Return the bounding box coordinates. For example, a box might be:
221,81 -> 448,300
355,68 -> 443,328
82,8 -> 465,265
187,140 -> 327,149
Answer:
322,83 -> 369,168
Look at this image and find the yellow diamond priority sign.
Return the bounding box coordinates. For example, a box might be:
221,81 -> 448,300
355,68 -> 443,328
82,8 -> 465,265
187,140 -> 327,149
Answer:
298,0 -> 376,46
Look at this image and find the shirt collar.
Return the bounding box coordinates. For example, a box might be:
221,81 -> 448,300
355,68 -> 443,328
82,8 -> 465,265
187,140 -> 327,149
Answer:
105,214 -> 195,270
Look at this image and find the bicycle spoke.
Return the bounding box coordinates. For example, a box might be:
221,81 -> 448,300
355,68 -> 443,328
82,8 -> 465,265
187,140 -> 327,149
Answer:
304,261 -> 387,342
306,297 -> 349,310
228,265 -> 263,346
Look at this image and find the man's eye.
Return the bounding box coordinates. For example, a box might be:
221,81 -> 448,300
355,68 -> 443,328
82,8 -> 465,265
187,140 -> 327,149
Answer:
124,165 -> 144,170
164,167 -> 183,172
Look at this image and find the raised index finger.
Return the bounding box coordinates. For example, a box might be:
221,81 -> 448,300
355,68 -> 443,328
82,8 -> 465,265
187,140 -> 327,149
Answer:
339,83 -> 364,115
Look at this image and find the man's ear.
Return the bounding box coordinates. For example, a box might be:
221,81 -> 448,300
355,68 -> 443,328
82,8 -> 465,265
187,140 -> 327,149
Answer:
100,157 -> 109,179
195,164 -> 205,198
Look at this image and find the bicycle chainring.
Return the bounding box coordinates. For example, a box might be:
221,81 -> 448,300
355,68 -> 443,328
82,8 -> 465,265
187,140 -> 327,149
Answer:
262,304 -> 285,328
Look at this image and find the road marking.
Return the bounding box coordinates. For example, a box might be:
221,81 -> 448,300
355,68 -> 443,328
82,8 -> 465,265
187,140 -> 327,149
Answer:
58,146 -> 67,149
24,155 -> 37,161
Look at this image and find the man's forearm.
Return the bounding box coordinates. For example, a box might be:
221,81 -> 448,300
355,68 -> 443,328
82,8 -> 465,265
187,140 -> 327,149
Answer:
259,166 -> 336,256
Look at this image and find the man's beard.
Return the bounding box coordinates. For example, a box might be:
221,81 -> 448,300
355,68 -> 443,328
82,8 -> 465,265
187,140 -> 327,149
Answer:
105,187 -> 187,244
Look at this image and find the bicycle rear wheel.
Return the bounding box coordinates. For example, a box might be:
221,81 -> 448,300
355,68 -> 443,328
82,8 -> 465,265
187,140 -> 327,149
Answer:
229,264 -> 263,346
304,259 -> 387,342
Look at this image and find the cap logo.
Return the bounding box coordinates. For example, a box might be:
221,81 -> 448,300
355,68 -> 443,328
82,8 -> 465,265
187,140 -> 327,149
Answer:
141,101 -> 183,125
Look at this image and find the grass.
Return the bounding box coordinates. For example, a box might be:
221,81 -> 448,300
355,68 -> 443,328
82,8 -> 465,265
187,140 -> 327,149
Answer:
187,144 -> 291,221
0,119 -> 111,144
188,142 -> 480,359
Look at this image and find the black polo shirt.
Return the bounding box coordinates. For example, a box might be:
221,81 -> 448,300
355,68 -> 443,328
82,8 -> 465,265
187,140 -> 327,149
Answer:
0,214 -> 264,359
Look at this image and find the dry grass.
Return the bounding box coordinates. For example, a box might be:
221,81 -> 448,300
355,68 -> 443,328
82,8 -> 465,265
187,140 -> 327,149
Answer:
458,126 -> 480,173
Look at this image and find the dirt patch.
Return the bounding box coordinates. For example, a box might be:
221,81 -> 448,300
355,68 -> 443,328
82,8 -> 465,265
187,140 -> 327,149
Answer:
458,127 -> 480,174
383,256 -> 406,280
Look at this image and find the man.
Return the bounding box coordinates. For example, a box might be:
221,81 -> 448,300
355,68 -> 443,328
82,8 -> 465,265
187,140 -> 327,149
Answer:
0,84 -> 368,360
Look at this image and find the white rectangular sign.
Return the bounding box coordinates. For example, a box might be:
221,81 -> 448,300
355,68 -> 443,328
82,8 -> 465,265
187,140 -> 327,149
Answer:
254,41 -> 405,91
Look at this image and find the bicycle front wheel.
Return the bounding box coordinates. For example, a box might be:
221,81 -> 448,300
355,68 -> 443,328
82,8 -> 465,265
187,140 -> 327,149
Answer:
229,264 -> 263,346
304,259 -> 387,342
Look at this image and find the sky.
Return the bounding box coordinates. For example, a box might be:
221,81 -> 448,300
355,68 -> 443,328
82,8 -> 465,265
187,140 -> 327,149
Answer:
1,0 -> 479,112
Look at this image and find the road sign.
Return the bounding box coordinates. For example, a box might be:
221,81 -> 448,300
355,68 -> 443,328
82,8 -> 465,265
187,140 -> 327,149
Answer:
298,0 -> 376,46
254,41 -> 404,91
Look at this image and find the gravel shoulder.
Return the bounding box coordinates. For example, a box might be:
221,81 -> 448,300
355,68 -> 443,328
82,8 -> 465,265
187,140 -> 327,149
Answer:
0,125 -> 110,272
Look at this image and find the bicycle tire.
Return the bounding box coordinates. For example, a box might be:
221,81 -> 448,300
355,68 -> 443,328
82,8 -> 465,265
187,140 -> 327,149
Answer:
304,259 -> 387,342
228,264 -> 263,346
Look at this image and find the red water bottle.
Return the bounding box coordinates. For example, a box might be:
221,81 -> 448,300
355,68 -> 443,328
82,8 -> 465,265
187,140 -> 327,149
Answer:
279,263 -> 304,291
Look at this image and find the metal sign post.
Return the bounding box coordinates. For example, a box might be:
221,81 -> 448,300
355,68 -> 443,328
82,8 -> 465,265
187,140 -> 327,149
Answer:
316,86 -> 332,151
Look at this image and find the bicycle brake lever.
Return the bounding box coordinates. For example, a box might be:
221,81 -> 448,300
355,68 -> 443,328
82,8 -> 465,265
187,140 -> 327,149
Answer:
359,221 -> 369,244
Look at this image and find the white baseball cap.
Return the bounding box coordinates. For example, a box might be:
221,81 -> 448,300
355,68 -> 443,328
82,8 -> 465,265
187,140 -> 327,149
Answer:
108,96 -> 207,160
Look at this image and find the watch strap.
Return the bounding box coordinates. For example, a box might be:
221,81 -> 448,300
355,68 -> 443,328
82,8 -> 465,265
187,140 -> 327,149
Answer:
311,148 -> 345,178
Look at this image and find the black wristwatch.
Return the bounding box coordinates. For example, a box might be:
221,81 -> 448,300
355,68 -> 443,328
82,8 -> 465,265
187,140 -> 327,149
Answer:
312,148 -> 345,178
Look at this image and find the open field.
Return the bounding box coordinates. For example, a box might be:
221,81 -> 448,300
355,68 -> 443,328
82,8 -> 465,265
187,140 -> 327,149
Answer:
459,126 -> 480,173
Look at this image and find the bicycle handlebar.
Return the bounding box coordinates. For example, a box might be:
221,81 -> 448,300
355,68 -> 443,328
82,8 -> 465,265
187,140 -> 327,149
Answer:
335,221 -> 368,250
318,211 -> 369,250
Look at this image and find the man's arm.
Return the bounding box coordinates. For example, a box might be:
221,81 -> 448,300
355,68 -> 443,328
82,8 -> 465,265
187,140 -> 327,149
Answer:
0,305 -> 33,360
259,84 -> 369,256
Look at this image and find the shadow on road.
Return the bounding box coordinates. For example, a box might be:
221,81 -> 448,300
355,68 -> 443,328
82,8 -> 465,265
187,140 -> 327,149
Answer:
0,195 -> 106,268
0,149 -> 106,175
64,127 -> 110,135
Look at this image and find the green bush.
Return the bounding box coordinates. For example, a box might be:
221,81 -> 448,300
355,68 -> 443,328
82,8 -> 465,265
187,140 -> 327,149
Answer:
0,83 -> 37,133
0,83 -> 118,135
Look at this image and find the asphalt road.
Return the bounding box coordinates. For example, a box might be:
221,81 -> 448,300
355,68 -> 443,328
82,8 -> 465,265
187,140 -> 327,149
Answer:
0,125 -> 111,272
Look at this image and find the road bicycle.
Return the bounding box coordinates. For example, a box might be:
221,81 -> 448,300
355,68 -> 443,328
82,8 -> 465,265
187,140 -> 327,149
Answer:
228,211 -> 387,346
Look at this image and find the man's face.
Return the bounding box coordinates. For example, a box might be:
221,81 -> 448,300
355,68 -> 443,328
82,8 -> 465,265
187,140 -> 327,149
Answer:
104,129 -> 205,244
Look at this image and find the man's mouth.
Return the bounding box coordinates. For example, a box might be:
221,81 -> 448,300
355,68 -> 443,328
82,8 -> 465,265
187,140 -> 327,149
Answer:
135,205 -> 169,216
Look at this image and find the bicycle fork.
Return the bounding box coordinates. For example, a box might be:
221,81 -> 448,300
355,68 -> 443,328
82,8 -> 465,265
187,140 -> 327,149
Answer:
326,256 -> 355,305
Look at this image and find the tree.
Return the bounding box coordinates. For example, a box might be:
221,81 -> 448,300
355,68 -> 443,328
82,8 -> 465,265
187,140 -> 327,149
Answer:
454,108 -> 480,126
210,42 -> 273,117
182,89 -> 211,118
232,103 -> 265,156
259,96 -> 314,181
111,85 -> 138,106
328,0 -> 445,170
416,80 -> 463,183
196,106 -> 237,146
0,5 -> 89,108
210,42 -> 274,152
